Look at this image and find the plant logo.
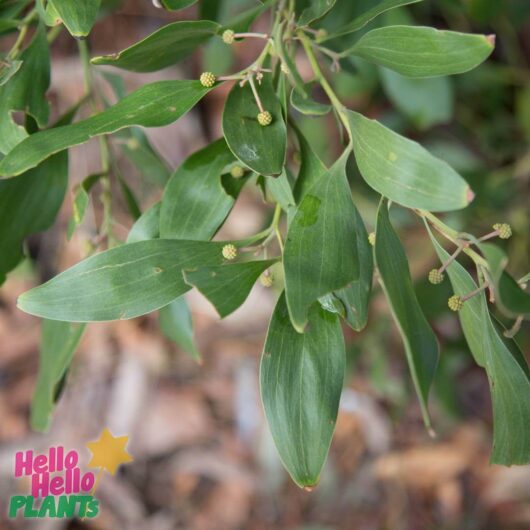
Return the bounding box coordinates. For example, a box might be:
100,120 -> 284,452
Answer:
8,427 -> 133,519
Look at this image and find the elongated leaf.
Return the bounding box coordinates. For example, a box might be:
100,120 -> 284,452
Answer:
17,240 -> 234,322
221,1 -> 272,33
264,170 -> 296,216
293,125 -> 326,202
31,320 -> 85,432
0,80 -> 213,177
0,25 -> 50,154
127,202 -> 161,243
480,243 -> 530,318
343,26 -> 494,78
322,0 -> 423,39
92,21 -> 219,72
222,76 -> 286,176
49,0 -> 100,37
348,111 -> 472,212
160,139 -> 236,240
0,152 -> 67,285
261,293 -> 345,488
0,59 -> 22,86
67,173 -> 104,240
290,83 -> 332,116
161,0 -> 197,10
379,67 -> 453,129
298,0 -> 336,26
184,259 -> 277,318
284,149 -> 359,332
334,206 -> 373,331
375,201 -> 438,428
118,128 -> 171,186
159,297 -> 200,362
427,226 -> 530,463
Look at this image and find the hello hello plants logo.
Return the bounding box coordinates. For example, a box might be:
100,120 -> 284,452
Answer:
8,428 -> 133,519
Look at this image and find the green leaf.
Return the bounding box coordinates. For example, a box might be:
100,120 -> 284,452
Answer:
298,0 -> 336,27
222,76 -> 286,176
0,25 -> 50,154
480,243 -> 530,318
322,0 -> 423,39
0,152 -> 67,285
293,125 -> 326,202
161,0 -> 197,10
127,202 -> 161,243
375,201 -> 439,428
118,128 -> 171,186
264,170 -> 296,216
334,206 -> 373,331
91,20 -> 219,72
379,67 -> 454,129
221,1 -> 272,33
184,259 -> 277,318
260,293 -> 345,488
17,239 -> 233,322
159,297 -> 200,362
66,173 -> 104,240
0,59 -> 22,86
49,0 -> 100,37
427,224 -> 530,464
160,138 -> 237,240
347,111 -> 472,212
343,26 -> 494,78
290,83 -> 332,116
0,80 -> 213,177
30,320 -> 85,432
284,149 -> 360,332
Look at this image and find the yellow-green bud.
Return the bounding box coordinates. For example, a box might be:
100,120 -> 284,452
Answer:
199,71 -> 216,88
257,111 -> 272,126
448,295 -> 464,312
368,232 -> 376,246
222,244 -> 237,260
260,273 -> 273,288
222,29 -> 235,44
493,223 -> 512,239
428,269 -> 444,285
280,62 -> 290,75
230,166 -> 245,179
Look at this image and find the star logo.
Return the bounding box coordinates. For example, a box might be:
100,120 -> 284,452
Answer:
86,428 -> 133,476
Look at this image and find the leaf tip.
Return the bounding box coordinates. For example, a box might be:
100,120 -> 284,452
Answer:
486,34 -> 496,47
466,187 -> 476,204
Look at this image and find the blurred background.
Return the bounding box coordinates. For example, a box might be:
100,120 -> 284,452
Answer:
0,0 -> 529,528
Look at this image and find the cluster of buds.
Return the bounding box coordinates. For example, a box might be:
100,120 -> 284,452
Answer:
448,295 -> 464,312
230,166 -> 245,179
222,244 -> 238,261
368,232 -> 376,246
493,223 -> 512,239
260,272 -> 273,288
257,111 -> 272,126
199,71 -> 216,88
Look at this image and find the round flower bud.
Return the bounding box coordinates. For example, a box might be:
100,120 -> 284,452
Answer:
493,223 -> 512,239
222,244 -> 237,260
199,72 -> 216,88
257,111 -> 272,126
230,166 -> 245,179
260,273 -> 273,288
428,269 -> 444,285
448,295 -> 464,312
222,29 -> 235,44
280,62 -> 290,75
368,232 -> 376,246
316,29 -> 328,41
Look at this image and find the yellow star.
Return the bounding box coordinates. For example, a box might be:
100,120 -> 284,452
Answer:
86,427 -> 133,475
